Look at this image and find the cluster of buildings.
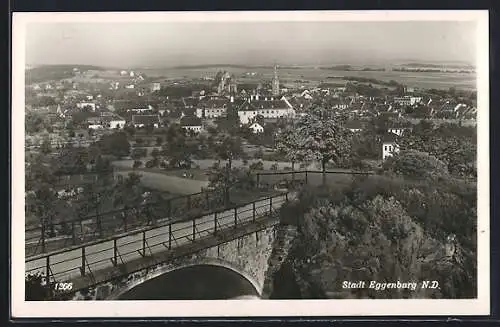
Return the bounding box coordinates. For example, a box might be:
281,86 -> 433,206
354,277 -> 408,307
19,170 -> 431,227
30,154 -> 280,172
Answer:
26,64 -> 476,163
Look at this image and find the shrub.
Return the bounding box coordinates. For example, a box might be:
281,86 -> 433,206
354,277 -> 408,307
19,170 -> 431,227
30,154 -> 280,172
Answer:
249,161 -> 264,170
133,160 -> 143,169
270,163 -> 279,170
131,147 -> 148,159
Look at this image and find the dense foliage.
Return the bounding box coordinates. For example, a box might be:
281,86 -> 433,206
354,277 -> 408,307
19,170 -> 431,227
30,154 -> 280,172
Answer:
277,171 -> 477,299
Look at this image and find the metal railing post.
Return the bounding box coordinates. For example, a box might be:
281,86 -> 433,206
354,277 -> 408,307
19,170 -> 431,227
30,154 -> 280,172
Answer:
142,231 -> 146,256
305,171 -> 308,184
214,212 -> 218,235
113,238 -> 118,266
96,195 -> 102,237
124,210 -> 128,232
41,221 -> 46,253
81,247 -> 86,277
168,223 -> 172,249
256,173 -> 260,188
71,220 -> 76,245
234,208 -> 238,228
252,202 -> 256,222
192,218 -> 196,241
285,192 -> 288,202
45,256 -> 50,285
269,196 -> 273,213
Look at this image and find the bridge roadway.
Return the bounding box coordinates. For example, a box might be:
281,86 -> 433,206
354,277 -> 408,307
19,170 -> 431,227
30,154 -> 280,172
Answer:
25,192 -> 295,286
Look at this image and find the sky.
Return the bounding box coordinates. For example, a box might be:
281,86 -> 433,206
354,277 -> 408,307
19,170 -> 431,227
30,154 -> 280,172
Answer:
25,21 -> 477,68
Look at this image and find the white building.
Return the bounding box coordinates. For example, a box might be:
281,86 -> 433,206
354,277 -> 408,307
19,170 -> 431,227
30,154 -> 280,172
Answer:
77,102 -> 97,111
132,115 -> 161,128
394,96 -> 422,106
195,99 -> 228,119
151,82 -> 161,92
387,127 -> 412,137
87,116 -> 126,129
249,122 -> 264,134
127,106 -> 154,114
180,116 -> 203,133
109,118 -> 126,129
237,97 -> 295,124
382,133 -> 400,161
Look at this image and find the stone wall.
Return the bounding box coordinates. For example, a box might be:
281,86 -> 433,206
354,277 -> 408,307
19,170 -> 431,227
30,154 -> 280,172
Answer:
261,224 -> 299,298
71,226 -> 277,300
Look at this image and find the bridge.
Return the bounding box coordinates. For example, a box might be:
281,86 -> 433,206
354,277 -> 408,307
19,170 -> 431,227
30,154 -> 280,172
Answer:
25,170 -> 373,300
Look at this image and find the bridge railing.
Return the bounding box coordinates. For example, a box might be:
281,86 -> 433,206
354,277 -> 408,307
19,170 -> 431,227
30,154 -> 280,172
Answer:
25,169 -> 374,257
25,188 -> 227,257
25,192 -> 291,289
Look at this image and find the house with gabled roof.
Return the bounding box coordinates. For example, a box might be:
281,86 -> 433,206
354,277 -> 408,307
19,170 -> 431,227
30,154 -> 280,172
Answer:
345,120 -> 365,133
381,133 -> 400,161
249,122 -> 264,134
237,97 -> 295,124
195,98 -> 229,119
180,116 -> 203,133
132,114 -> 161,128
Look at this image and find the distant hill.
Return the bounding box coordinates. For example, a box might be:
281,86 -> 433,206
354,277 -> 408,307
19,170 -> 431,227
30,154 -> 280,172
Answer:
25,64 -> 107,84
400,62 -> 475,70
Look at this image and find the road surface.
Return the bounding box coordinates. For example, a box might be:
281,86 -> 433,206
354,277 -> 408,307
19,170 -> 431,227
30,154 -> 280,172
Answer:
25,193 -> 295,283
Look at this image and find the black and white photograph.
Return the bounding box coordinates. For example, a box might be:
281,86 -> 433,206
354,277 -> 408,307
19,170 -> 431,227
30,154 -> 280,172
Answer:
12,10 -> 489,317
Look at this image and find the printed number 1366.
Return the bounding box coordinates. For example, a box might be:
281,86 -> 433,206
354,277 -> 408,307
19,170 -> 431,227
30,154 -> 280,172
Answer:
55,282 -> 73,291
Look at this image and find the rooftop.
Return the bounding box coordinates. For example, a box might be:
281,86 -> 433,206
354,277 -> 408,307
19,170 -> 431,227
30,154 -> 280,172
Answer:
132,115 -> 160,125
180,116 -> 203,127
237,99 -> 291,112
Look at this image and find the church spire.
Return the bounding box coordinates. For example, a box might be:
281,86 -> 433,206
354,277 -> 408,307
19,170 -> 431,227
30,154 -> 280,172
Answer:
272,64 -> 280,96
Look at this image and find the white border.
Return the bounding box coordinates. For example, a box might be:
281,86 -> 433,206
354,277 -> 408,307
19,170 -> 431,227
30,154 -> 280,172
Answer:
12,10 -> 490,318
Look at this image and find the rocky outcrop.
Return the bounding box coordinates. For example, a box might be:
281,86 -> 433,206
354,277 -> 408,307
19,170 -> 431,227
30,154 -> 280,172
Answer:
261,224 -> 298,298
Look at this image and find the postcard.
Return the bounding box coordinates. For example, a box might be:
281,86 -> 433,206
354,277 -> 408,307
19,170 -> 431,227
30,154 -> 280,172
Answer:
12,10 -> 489,317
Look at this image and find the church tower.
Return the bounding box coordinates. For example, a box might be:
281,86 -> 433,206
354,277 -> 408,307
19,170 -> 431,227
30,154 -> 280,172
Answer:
272,64 -> 280,96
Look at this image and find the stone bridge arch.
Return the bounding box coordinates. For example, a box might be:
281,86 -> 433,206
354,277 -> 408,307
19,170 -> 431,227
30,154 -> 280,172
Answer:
107,257 -> 262,300
84,226 -> 277,300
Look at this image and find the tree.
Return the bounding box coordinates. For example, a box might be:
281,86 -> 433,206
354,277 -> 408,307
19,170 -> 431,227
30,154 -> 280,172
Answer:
40,137 -> 52,155
113,172 -> 144,213
382,150 -> 449,180
278,178 -> 476,299
397,123 -> 476,178
92,155 -> 114,185
131,147 -> 147,160
25,273 -> 52,300
289,108 -> 353,184
276,127 -> 301,170
53,144 -> 87,176
162,125 -> 192,168
25,112 -> 46,134
254,147 -> 263,159
215,134 -> 243,170
97,132 -> 130,159
151,148 -> 160,160
214,134 -> 244,204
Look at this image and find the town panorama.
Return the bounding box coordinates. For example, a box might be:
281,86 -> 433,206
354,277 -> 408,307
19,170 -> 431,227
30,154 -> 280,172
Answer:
24,62 -> 477,300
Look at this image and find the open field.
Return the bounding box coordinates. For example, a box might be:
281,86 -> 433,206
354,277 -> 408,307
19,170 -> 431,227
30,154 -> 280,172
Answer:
140,66 -> 476,91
